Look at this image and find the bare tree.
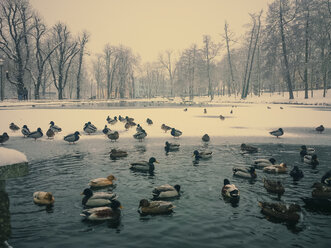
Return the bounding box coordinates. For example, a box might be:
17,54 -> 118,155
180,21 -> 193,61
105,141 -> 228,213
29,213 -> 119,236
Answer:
76,31 -> 89,99
223,21 -> 236,96
159,50 -> 177,97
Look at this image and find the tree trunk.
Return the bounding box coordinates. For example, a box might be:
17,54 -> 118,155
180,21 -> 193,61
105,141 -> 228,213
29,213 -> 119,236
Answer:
224,21 -> 234,96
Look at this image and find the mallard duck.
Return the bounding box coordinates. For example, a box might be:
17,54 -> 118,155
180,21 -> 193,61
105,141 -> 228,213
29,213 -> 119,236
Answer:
138,199 -> 175,214
46,128 -> 55,139
230,110 -> 233,114
80,200 -> 122,221
204,108 -> 207,114
183,108 -> 188,112
102,125 -> 111,135
233,167 -> 257,179
21,125 -> 30,137
119,115 -> 126,122
133,130 -> 147,141
269,128 -> 284,138
202,134 -> 210,142
254,158 -> 276,169
136,124 -> 144,132
171,128 -> 182,138
64,131 -> 80,144
152,184 -> 181,199
109,116 -> 117,125
258,202 -> 301,222
161,124 -> 172,132
321,170 -> 331,186
267,106 -> 271,109
33,191 -> 54,205
49,121 -> 62,133
9,122 -> 20,131
164,141 -> 180,153
304,154 -> 319,167
124,122 -> 131,130
109,149 -> 128,159
280,106 -> 284,109
193,150 -> 212,159
81,188 -> 117,207
219,115 -> 225,120
0,132 -> 9,144
83,122 -> 97,134
263,178 -> 285,195
130,157 -> 158,173
311,183 -> 331,199
290,166 -> 304,180
240,143 -> 258,153
88,174 -> 116,188
146,118 -> 153,125
263,163 -> 287,174
222,179 -> 240,200
27,128 -> 43,140
125,116 -> 134,123
106,116 -> 111,124
300,145 -> 315,157
108,131 -> 119,141
316,125 -> 325,133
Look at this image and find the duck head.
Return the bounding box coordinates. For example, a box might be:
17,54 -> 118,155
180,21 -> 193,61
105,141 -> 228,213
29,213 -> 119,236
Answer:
293,165 -> 299,171
301,145 -> 307,150
23,125 -> 28,128
241,144 -> 246,149
139,199 -> 150,208
110,199 -> 123,210
249,167 -> 256,174
224,179 -> 230,186
81,188 -> 93,198
37,128 -> 42,132
312,154 -> 318,160
107,175 -> 116,181
3,132 -> 9,138
74,131 -> 80,136
174,185 -> 181,193
149,157 -> 158,164
280,163 -> 287,168
50,121 -> 54,126
269,158 -> 276,164
45,192 -> 54,201
165,141 -> 170,147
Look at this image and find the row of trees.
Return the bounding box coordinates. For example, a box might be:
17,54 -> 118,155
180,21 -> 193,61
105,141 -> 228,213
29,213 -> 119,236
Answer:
0,0 -> 330,101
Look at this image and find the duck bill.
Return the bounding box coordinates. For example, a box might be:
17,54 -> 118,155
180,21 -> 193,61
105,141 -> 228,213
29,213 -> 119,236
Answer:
119,205 -> 124,209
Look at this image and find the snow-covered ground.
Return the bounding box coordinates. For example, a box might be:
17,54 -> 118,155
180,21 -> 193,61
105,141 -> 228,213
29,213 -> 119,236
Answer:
0,147 -> 27,167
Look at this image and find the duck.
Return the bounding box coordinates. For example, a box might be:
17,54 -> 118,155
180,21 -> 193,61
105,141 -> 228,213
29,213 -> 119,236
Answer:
49,121 -> 62,133
136,124 -> 144,132
138,199 -> 175,214
193,150 -> 212,160
133,130 -> 147,141
171,128 -> 182,138
46,128 -> 55,139
33,191 -> 54,205
21,125 -> 30,137
221,179 -> 240,200
311,182 -> 331,199
258,202 -> 301,222
321,170 -> 331,186
80,200 -> 122,221
27,128 -> 43,140
267,106 -> 271,109
219,115 -> 225,120
81,188 -> 117,207
109,116 -> 117,125
204,108 -> 207,114
269,128 -> 284,138
233,167 -> 257,179
0,132 -> 9,144
280,106 -> 284,109
304,154 -> 319,167
124,122 -> 131,130
106,116 -> 112,124
125,116 -> 134,123
108,131 -> 119,141
290,166 -> 304,180
152,184 -> 181,199
102,125 -> 112,135
315,125 -> 325,133
9,122 -> 20,131
161,124 -> 172,132
146,118 -> 153,125
64,131 -> 80,144
164,141 -> 180,153
240,143 -> 258,154
83,122 -> 97,134
183,108 -> 188,112
263,178 -> 285,195
130,157 -> 158,173
118,115 -> 125,122
230,110 -> 233,114
263,163 -> 287,174
300,145 -> 315,158
109,149 -> 128,159
202,134 -> 210,142
254,158 -> 276,169
88,174 -> 116,188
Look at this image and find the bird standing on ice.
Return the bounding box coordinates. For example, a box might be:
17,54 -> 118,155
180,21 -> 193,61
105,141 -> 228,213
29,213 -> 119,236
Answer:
269,128 -> 284,138
315,125 -> 324,133
64,131 -> 80,144
171,128 -> 182,138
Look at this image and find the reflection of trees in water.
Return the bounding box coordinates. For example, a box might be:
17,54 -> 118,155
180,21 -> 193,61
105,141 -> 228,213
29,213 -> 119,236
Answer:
0,189 -> 11,246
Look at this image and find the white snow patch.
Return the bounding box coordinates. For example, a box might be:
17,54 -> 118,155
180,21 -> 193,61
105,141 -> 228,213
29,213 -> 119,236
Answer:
0,147 -> 28,167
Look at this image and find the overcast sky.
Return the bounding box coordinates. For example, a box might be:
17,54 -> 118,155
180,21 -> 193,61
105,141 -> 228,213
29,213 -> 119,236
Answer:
30,0 -> 272,63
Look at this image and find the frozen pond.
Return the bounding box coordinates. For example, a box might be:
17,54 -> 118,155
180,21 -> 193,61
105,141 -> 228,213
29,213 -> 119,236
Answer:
1,103 -> 331,248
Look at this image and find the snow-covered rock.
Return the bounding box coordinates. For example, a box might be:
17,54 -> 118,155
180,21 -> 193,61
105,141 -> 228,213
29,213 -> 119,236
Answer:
0,147 -> 28,180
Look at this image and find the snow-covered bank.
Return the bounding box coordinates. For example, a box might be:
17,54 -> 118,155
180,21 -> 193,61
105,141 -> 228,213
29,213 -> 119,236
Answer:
0,147 -> 28,180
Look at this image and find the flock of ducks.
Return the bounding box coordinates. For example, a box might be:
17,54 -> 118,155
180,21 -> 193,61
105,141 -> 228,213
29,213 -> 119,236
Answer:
1,107 -> 330,225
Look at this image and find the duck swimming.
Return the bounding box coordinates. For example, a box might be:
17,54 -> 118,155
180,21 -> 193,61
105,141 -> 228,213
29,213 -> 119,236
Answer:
161,124 -> 172,132
80,200 -> 122,221
254,158 -> 276,169
33,191 -> 54,205
300,145 -> 315,158
88,174 -> 116,188
263,163 -> 287,174
304,154 -> 319,168
263,178 -> 285,195
130,157 -> 158,173
258,202 -> 301,223
9,122 -> 20,131
0,132 -> 9,144
27,128 -> 43,140
233,167 -> 257,179
164,141 -> 180,153
202,134 -> 210,142
152,184 -> 181,199
321,170 -> 331,186
49,121 -> 62,133
222,179 -> 240,200
171,128 -> 182,138
138,199 -> 175,215
193,150 -> 212,159
311,182 -> 331,199
21,125 -> 30,137
269,128 -> 284,138
81,188 -> 117,207
290,166 -> 304,180
315,125 -> 324,133
240,144 -> 258,154
109,149 -> 128,159
64,131 -> 80,144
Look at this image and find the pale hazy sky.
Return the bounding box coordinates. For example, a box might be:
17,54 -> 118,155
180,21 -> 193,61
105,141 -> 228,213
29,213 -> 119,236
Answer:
30,0 -> 272,62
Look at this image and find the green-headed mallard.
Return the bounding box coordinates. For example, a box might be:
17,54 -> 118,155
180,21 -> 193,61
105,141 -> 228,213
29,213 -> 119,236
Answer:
152,184 -> 180,199
164,141 -> 180,153
193,150 -> 212,160
130,157 -> 158,173
64,131 -> 80,144
233,167 -> 257,179
133,130 -> 147,141
290,166 -> 304,181
83,122 -> 97,134
49,121 -> 62,133
161,124 -> 172,132
316,125 -> 324,133
202,134 -> 210,142
304,154 -> 319,168
139,199 -> 175,214
0,132 -> 9,144
269,128 -> 284,138
171,128 -> 182,138
254,158 -> 276,169
21,125 -> 30,137
81,188 -> 117,207
27,128 -> 43,140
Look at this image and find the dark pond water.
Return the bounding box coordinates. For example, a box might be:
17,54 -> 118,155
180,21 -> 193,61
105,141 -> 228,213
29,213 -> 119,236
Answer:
2,136 -> 331,248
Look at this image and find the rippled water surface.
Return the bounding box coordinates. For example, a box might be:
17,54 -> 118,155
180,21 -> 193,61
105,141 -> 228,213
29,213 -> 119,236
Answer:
1,104 -> 331,248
